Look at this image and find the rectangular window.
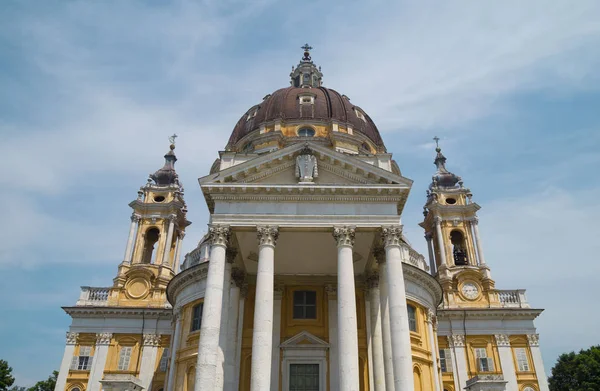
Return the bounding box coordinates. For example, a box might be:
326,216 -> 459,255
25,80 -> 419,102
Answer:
407,305 -> 417,332
439,348 -> 453,373
289,364 -> 319,391
191,303 -> 203,332
475,348 -> 494,372
515,348 -> 530,371
293,291 -> 317,319
70,346 -> 93,370
159,348 -> 170,372
117,346 -> 132,371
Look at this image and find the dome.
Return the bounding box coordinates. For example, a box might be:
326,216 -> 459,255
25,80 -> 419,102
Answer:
226,46 -> 386,153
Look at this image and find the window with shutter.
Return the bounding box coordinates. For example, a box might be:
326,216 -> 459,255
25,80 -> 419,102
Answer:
159,348 -> 170,371
515,348 -> 530,371
407,305 -> 417,332
191,303 -> 203,332
71,346 -> 93,370
439,348 -> 453,373
474,348 -> 494,372
118,346 -> 133,371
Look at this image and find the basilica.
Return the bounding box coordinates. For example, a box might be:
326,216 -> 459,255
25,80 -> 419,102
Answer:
54,47 -> 549,391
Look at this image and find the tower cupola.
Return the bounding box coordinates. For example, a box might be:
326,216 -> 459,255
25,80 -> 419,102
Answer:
150,137 -> 179,186
431,137 -> 461,189
290,44 -> 323,88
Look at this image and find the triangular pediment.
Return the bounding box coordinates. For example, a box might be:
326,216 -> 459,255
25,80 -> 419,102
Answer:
199,142 -> 412,187
280,331 -> 329,348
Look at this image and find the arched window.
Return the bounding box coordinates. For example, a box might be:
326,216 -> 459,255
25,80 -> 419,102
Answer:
186,366 -> 196,391
71,387 -> 81,391
523,387 -> 536,391
450,230 -> 468,266
297,127 -> 315,137
407,305 -> 417,332
141,228 -> 160,264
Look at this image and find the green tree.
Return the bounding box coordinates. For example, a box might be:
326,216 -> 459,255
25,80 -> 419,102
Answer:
9,386 -> 27,391
549,345 -> 600,391
0,360 -> 15,391
27,372 -> 57,391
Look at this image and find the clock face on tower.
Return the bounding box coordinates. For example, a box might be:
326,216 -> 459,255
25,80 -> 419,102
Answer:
461,282 -> 480,300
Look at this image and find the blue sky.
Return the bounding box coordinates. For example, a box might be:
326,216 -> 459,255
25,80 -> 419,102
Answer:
1,0 -> 599,386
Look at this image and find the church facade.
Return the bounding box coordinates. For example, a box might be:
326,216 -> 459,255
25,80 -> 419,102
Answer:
54,47 -> 549,391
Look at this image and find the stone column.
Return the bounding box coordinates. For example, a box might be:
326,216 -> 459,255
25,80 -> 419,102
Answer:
162,214 -> 177,265
375,247 -> 395,391
225,268 -> 245,391
234,284 -> 248,391
271,283 -> 284,391
166,311 -> 182,391
333,226 -> 360,391
366,272 -> 386,391
55,332 -> 78,391
123,214 -> 140,264
434,216 -> 447,267
495,334 -> 517,391
173,232 -> 185,274
381,226 -> 414,391
471,217 -> 486,266
139,333 -> 161,391
196,225 -> 230,391
426,311 -> 441,391
326,284 -> 339,391
449,334 -> 468,391
250,226 -> 279,391
528,334 -> 550,391
216,249 -> 236,390
87,333 -> 112,391
425,233 -> 436,275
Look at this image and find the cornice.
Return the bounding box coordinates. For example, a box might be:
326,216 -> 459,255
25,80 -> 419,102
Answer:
63,306 -> 172,318
166,262 -> 210,305
403,264 -> 443,307
436,308 -> 544,320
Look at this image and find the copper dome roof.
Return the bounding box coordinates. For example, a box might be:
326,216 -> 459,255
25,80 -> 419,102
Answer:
227,86 -> 385,150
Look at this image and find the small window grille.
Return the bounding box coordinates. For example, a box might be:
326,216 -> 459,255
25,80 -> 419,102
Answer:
475,348 -> 494,372
439,348 -> 453,373
515,348 -> 530,371
70,346 -> 93,370
407,305 -> 417,332
293,290 -> 317,319
191,303 -> 203,332
117,346 -> 132,371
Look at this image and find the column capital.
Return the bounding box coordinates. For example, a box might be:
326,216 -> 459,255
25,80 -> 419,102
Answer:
325,284 -> 337,299
257,225 -> 279,247
231,267 -> 246,287
96,332 -> 112,345
131,213 -> 142,223
448,334 -> 465,348
495,334 -> 511,347
470,216 -> 480,224
373,246 -> 386,264
424,232 -> 433,241
168,213 -> 178,222
333,226 -> 355,247
209,225 -> 231,247
433,215 -> 443,224
178,231 -> 186,240
425,309 -> 436,325
226,248 -> 238,263
380,225 -> 403,248
527,334 -> 540,347
143,333 -> 161,347
66,331 -> 79,345
173,307 -> 183,321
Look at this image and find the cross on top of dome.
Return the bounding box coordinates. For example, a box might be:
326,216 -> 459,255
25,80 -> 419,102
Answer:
290,43 -> 323,88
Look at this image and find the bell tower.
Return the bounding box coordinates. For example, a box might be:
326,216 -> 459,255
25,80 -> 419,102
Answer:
111,135 -> 191,307
420,138 -> 496,308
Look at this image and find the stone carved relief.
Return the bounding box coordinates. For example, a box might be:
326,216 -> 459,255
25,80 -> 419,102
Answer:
333,226 -> 355,247
295,147 -> 318,183
66,332 -> 79,345
96,332 -> 113,345
257,226 -> 279,247
495,334 -> 511,347
449,334 -> 465,348
209,225 -> 230,247
143,333 -> 161,347
381,225 -> 403,248
527,334 -> 540,347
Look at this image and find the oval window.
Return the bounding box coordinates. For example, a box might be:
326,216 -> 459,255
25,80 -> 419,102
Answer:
297,128 -> 315,137
446,198 -> 456,205
154,195 -> 165,202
